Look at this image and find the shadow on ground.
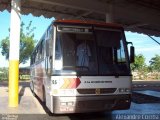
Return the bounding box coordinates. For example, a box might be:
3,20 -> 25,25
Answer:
132,92 -> 160,104
19,86 -> 26,103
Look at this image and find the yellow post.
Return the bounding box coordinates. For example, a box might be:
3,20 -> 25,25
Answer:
8,0 -> 21,107
9,61 -> 19,107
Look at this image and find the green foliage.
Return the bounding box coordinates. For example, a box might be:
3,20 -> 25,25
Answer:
130,54 -> 146,71
149,54 -> 160,72
0,37 -> 9,60
131,54 -> 160,80
0,67 -> 8,81
0,21 -> 36,64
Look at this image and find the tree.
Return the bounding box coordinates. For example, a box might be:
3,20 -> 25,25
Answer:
130,54 -> 146,71
0,21 -> 36,64
149,55 -> 160,72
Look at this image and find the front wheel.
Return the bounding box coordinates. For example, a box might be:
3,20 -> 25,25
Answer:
42,86 -> 46,105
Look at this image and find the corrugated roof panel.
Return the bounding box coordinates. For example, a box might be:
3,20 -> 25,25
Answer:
0,0 -> 160,36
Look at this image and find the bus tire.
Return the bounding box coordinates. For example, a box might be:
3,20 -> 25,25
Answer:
42,86 -> 46,105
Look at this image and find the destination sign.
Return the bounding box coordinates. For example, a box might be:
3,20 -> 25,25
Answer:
57,26 -> 92,33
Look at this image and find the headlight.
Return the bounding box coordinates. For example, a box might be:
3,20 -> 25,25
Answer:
119,88 -> 125,93
125,88 -> 130,92
119,88 -> 130,93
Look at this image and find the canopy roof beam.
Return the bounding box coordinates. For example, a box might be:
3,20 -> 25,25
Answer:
29,0 -> 108,14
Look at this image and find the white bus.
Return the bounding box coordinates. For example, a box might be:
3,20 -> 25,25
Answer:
30,20 -> 134,113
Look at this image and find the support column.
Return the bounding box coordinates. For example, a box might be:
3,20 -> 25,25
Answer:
9,0 -> 21,107
106,4 -> 113,23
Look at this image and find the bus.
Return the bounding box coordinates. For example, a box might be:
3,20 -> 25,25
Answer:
30,19 -> 134,113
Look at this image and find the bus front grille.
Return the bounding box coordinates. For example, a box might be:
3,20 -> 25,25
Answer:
77,88 -> 117,94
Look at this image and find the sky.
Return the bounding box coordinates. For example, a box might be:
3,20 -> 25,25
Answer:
0,10 -> 160,67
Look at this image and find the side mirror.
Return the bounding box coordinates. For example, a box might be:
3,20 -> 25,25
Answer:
130,46 -> 135,63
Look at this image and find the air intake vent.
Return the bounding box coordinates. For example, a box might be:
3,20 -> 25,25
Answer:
77,88 -> 117,94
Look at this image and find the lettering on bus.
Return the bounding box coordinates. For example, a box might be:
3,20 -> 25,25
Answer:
52,80 -> 57,84
84,81 -> 112,83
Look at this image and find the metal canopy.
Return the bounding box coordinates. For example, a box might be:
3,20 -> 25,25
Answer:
1,0 -> 160,36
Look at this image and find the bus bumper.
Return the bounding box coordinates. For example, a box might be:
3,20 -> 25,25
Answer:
51,94 -> 131,114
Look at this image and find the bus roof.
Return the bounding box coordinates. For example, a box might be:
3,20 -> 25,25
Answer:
54,19 -> 123,29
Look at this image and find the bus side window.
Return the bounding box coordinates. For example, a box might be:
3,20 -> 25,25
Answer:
46,40 -> 50,56
35,48 -> 38,62
45,26 -> 53,57
38,45 -> 41,59
41,40 -> 44,59
32,52 -> 35,64
39,40 -> 44,60
31,55 -> 33,65
55,33 -> 62,60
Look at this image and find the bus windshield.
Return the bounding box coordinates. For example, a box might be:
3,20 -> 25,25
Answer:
54,26 -> 129,76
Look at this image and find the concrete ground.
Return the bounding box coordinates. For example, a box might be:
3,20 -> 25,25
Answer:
0,81 -> 45,114
0,81 -> 160,120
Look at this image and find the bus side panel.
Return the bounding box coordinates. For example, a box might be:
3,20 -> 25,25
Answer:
45,88 -> 53,113
30,61 -> 46,101
30,58 -> 54,113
